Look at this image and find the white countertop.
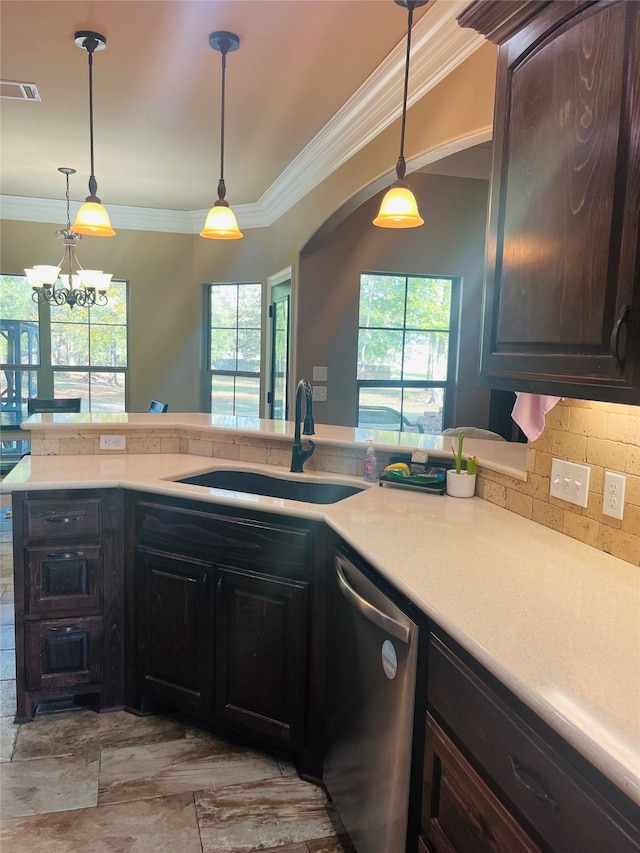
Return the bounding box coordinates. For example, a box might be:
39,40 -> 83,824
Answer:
3,452 -> 638,804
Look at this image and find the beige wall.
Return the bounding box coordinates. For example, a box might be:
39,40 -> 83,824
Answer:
297,172 -> 490,427
1,44 -> 497,418
1,221 -> 197,412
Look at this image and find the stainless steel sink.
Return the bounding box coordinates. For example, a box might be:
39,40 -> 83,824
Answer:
177,469 -> 363,504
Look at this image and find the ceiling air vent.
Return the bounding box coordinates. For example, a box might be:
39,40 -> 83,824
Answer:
1,80 -> 41,101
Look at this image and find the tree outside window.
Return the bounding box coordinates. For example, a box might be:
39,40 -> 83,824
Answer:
0,274 -> 129,421
357,273 -> 459,434
207,283 -> 262,417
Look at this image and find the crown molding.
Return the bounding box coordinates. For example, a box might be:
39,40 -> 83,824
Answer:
1,0 -> 484,234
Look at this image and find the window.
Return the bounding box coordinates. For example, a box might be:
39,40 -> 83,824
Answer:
357,272 -> 459,434
206,283 -> 262,416
0,274 -> 129,422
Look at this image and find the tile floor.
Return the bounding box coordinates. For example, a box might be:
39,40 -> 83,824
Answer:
0,509 -> 354,852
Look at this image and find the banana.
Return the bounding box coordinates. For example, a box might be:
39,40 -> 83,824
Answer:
383,462 -> 410,477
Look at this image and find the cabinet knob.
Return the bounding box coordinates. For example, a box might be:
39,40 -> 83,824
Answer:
609,304 -> 630,372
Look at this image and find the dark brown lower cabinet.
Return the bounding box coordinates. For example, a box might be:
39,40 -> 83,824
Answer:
424,631 -> 640,853
126,493 -> 323,777
421,714 -> 541,853
135,547 -> 215,717
214,564 -> 308,748
12,488 -> 123,722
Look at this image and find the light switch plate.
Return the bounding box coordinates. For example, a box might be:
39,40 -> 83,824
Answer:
313,366 -> 328,382
602,471 -> 625,520
549,459 -> 590,508
312,385 -> 327,402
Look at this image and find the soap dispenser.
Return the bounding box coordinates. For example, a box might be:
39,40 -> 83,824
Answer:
363,443 -> 378,482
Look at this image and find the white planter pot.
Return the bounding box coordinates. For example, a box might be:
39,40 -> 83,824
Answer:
446,470 -> 476,498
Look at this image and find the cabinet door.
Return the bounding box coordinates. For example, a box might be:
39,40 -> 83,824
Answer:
135,547 -> 215,716
422,714 -> 542,853
214,565 -> 308,748
477,1 -> 640,401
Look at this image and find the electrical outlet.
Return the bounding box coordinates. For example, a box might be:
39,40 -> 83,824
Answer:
312,385 -> 327,402
602,471 -> 626,520
549,459 -> 590,508
99,434 -> 126,451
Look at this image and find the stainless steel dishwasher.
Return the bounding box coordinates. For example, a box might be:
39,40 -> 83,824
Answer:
323,548 -> 427,853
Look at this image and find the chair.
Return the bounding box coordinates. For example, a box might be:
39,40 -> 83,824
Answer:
148,400 -> 168,413
27,397 -> 82,415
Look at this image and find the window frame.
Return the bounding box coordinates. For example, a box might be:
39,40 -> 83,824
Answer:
1,273 -> 130,422
356,271 -> 461,434
203,281 -> 263,417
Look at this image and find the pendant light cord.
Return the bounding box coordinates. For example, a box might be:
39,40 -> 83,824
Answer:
218,41 -> 230,201
397,1 -> 416,181
85,37 -> 99,198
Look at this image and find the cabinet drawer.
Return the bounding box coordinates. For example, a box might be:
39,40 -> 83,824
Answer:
24,616 -> 103,690
25,546 -> 102,618
429,636 -> 639,853
422,713 -> 541,853
135,500 -> 312,577
25,499 -> 101,541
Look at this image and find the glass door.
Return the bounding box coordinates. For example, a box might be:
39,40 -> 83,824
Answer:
269,283 -> 290,419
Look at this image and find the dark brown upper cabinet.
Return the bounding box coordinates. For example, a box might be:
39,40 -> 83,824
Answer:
459,0 -> 640,403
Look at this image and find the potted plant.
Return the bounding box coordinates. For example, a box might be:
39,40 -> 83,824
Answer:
447,431 -> 477,498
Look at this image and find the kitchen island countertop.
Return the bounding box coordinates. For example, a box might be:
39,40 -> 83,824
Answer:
3,450 -> 638,806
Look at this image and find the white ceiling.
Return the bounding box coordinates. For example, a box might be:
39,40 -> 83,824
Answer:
0,0 -> 487,230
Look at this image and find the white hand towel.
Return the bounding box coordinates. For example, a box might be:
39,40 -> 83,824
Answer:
511,393 -> 561,441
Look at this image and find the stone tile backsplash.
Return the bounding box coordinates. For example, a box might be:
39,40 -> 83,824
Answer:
477,399 -> 640,567
28,397 -> 640,567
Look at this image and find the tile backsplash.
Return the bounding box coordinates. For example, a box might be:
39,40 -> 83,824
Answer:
477,399 -> 640,567
26,398 -> 640,567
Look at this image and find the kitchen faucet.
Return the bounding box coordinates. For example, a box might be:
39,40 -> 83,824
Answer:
290,379 -> 315,472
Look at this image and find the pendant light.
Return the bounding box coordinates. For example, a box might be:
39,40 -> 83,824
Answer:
373,0 -> 427,229
200,31 -> 243,240
71,31 -> 116,237
25,167 -> 112,308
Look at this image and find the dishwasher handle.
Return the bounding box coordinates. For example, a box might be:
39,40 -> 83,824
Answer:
335,556 -> 410,645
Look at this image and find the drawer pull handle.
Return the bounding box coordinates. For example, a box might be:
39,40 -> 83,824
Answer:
47,552 -> 84,560
47,625 -> 82,633
45,516 -> 82,524
509,755 -> 559,811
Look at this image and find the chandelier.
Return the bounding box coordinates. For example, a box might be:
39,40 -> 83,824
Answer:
24,167 -> 113,308
373,0 -> 426,229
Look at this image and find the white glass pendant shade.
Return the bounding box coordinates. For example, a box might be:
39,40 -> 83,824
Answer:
95,273 -> 113,291
76,269 -> 105,287
24,268 -> 46,288
71,201 -> 116,237
32,264 -> 62,285
200,203 -> 243,240
373,184 -> 424,228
